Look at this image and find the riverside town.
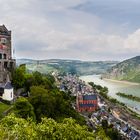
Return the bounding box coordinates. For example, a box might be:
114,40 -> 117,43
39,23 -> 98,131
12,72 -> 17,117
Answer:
0,25 -> 140,140
0,1 -> 140,139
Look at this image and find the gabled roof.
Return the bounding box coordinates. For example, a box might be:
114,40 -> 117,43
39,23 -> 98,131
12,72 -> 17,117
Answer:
0,82 -> 13,89
0,25 -> 11,35
83,95 -> 97,100
5,82 -> 13,89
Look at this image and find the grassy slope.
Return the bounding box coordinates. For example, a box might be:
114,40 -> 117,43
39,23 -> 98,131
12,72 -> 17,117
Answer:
0,102 -> 10,117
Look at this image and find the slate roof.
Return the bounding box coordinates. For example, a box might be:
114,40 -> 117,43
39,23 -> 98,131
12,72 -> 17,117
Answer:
79,104 -> 95,107
5,82 -> 13,89
0,82 -> 13,89
83,95 -> 97,100
0,83 -> 5,88
0,25 -> 11,35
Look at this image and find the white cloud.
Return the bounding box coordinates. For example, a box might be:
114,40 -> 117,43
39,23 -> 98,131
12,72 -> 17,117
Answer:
124,29 -> 140,51
0,0 -> 139,60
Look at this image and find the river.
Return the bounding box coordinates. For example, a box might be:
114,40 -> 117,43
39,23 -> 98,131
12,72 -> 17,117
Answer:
80,75 -> 140,111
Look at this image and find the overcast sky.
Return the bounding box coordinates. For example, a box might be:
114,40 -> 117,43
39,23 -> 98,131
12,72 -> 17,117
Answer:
1,0 -> 140,61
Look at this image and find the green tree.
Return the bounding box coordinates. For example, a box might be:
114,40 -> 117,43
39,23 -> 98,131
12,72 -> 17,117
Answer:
107,128 -> 121,140
0,114 -> 96,140
24,74 -> 34,91
43,77 -> 54,89
29,86 -> 55,121
101,119 -> 108,130
96,127 -> 111,140
0,114 -> 38,140
12,65 -> 26,89
29,86 -> 85,125
13,97 -> 36,121
45,74 -> 55,84
32,71 -> 43,85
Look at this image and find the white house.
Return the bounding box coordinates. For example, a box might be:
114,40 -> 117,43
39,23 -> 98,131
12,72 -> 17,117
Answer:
0,82 -> 14,101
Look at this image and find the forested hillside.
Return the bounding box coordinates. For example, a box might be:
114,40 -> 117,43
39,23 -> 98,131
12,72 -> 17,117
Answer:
17,59 -> 118,75
104,56 -> 140,83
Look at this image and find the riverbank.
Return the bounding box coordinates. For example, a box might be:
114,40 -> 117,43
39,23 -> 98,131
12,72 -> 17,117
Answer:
88,79 -> 140,132
103,78 -> 140,86
80,75 -> 140,111
117,92 -> 140,102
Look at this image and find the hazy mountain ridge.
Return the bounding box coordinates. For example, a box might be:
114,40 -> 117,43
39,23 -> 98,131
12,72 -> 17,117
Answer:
105,56 -> 140,83
16,59 -> 118,75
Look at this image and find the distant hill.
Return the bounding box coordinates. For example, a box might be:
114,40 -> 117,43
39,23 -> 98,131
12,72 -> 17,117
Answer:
16,59 -> 118,75
104,56 -> 140,83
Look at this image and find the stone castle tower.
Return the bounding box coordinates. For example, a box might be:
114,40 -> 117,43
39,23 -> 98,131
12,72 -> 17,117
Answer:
0,25 -> 16,83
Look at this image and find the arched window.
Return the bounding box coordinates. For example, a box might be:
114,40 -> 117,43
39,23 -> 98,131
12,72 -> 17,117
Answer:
4,62 -> 8,69
1,38 -> 7,45
10,62 -> 13,69
3,54 -> 6,59
0,62 -> 2,71
0,53 -> 2,59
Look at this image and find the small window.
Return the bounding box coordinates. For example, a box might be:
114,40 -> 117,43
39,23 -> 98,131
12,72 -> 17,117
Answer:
4,62 -> 8,69
3,54 -> 6,59
1,38 -> 7,45
11,92 -> 12,98
0,53 -> 2,59
10,62 -> 13,69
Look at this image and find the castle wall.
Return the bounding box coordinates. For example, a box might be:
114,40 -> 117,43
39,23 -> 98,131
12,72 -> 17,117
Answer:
0,25 -> 15,83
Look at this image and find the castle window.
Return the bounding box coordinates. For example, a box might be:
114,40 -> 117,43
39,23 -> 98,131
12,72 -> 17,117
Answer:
0,53 -> 2,59
0,62 -> 1,71
0,88 -> 4,96
1,38 -> 7,45
4,62 -> 8,69
3,54 -> 6,59
10,62 -> 13,69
